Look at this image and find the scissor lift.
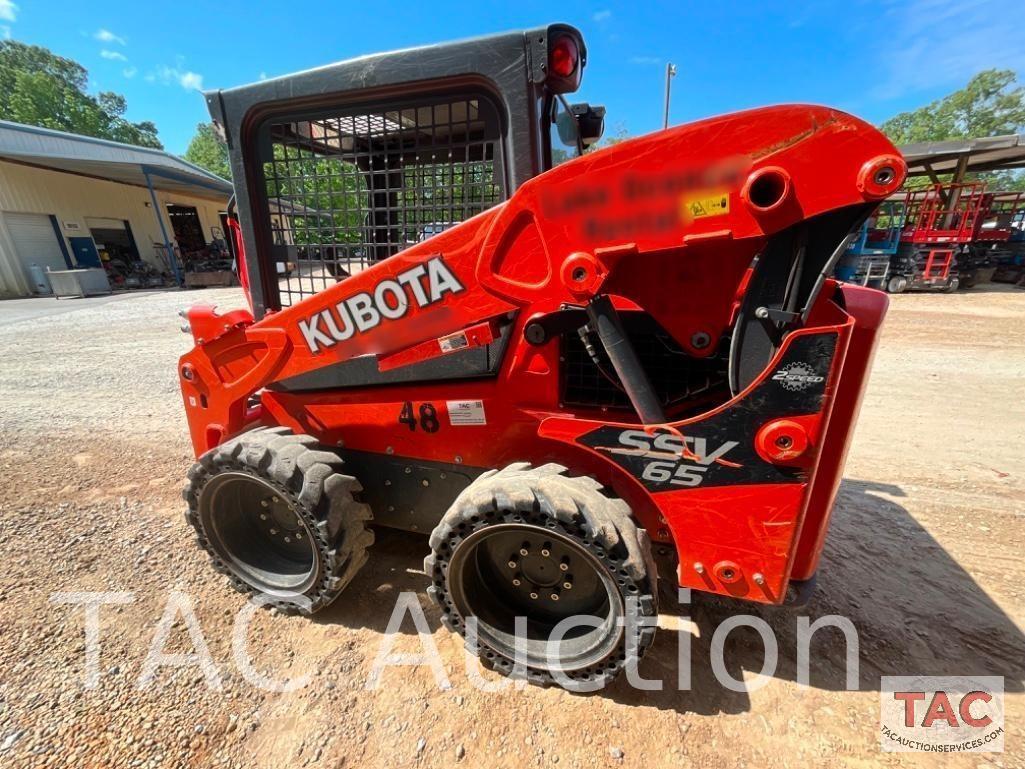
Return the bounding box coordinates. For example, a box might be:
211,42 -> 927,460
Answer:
888,182 -> 985,292
835,197 -> 906,291
991,205 -> 1025,284
973,192 -> 1025,286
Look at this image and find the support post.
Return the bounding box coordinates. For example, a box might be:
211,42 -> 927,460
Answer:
144,168 -> 183,286
663,63 -> 677,130
941,155 -> 971,230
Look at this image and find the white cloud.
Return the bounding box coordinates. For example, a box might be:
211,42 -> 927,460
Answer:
94,28 -> 126,46
0,0 -> 17,23
100,49 -> 127,61
593,9 -> 611,22
178,70 -> 203,90
122,66 -> 137,78
0,25 -> 10,39
871,0 -> 1025,100
152,65 -> 205,91
258,71 -> 268,81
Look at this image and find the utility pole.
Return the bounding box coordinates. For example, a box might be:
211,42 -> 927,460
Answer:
663,63 -> 677,130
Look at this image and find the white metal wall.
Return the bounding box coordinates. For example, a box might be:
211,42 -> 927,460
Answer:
0,160 -> 228,297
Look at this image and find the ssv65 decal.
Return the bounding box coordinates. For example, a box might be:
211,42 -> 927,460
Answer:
578,333 -> 839,491
617,429 -> 740,488
298,256 -> 465,353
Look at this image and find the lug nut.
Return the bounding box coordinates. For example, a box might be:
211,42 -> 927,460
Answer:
753,572 -> 765,585
284,537 -> 291,543
694,562 -> 705,574
529,592 -> 539,600
507,560 -> 517,569
563,581 -> 573,590
261,499 -> 269,508
269,528 -> 278,535
259,513 -> 268,520
550,593 -> 560,601
519,548 -> 529,557
559,560 -> 569,572
512,578 -> 522,586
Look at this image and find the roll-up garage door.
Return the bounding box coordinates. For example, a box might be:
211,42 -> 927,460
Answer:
4,213 -> 69,292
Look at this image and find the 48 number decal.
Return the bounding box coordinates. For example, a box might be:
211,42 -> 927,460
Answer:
398,401 -> 440,433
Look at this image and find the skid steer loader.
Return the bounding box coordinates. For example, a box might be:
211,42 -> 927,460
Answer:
180,23 -> 905,689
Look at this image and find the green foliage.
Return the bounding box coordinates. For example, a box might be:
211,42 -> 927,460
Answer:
264,143 -> 498,247
983,169 -> 1025,192
184,123 -> 231,180
882,69 -> 1025,192
881,69 -> 1025,145
0,40 -> 162,149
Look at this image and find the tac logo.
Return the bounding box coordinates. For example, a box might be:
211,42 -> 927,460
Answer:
880,676 -> 1004,753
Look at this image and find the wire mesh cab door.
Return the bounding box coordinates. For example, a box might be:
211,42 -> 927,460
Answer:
205,24 -> 587,317
257,93 -> 505,308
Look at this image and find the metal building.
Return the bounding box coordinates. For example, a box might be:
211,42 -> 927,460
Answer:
0,120 -> 232,297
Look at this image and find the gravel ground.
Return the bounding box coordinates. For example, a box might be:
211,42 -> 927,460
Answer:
0,285 -> 1022,768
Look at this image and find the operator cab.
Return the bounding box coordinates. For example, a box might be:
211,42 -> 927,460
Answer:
206,24 -> 603,316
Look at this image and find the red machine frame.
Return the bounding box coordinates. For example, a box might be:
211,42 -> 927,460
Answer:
180,105 -> 905,606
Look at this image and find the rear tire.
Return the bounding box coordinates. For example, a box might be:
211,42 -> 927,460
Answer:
425,463 -> 657,691
184,427 -> 373,614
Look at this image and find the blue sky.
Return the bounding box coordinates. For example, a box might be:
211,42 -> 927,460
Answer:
4,0 -> 1023,155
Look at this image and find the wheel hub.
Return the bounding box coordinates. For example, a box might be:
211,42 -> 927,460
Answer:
199,472 -> 318,595
507,536 -> 575,599
446,521 -> 624,674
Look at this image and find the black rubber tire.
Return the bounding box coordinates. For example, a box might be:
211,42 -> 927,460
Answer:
943,276 -> 960,293
886,275 -> 908,294
425,463 -> 657,690
184,426 -> 373,615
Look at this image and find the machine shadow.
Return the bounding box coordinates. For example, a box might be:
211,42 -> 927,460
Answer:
315,478 -> 1025,716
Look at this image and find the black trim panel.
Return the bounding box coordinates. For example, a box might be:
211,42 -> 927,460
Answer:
579,333 -> 838,491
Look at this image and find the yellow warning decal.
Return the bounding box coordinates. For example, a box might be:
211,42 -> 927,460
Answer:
683,191 -> 730,219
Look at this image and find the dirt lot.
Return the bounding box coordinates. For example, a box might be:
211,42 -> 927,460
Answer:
0,285 -> 1022,768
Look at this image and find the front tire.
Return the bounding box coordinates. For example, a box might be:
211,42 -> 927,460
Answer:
184,427 -> 373,614
425,463 -> 657,690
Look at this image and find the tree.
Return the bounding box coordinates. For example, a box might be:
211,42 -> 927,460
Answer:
881,70 -> 1025,145
184,122 -> 231,180
0,40 -> 162,149
881,69 -> 1025,191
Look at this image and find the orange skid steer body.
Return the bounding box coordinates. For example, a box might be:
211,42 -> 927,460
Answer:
177,24 -> 904,687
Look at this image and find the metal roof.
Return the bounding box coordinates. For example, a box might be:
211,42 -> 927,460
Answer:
0,120 -> 233,199
900,133 -> 1025,177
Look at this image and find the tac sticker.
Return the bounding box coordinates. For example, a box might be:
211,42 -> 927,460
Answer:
684,192 -> 730,219
438,331 -> 469,354
447,400 -> 486,426
188,396 -> 197,407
